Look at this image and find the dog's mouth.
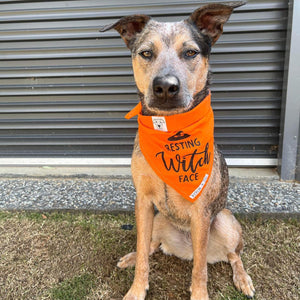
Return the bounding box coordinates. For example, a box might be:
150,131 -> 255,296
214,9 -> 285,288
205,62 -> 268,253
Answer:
141,94 -> 193,116
148,97 -> 186,110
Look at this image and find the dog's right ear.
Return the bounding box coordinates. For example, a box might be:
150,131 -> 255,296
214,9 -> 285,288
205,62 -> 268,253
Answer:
99,15 -> 151,50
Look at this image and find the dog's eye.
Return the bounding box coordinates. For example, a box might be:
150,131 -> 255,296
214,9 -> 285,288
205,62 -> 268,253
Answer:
184,50 -> 199,58
139,51 -> 153,59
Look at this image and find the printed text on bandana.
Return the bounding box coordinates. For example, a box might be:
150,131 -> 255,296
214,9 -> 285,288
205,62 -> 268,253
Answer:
155,135 -> 211,186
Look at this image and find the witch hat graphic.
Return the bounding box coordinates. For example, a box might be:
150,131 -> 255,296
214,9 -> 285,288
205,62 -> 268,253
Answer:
168,131 -> 191,141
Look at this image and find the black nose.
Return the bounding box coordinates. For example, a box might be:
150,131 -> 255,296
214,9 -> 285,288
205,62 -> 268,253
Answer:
152,75 -> 180,101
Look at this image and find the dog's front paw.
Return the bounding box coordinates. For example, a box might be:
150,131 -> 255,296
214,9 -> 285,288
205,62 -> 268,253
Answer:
123,290 -> 146,300
190,295 -> 209,300
123,283 -> 148,300
190,285 -> 209,300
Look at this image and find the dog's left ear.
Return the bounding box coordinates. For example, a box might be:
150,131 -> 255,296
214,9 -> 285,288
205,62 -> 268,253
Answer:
187,1 -> 246,45
99,15 -> 151,49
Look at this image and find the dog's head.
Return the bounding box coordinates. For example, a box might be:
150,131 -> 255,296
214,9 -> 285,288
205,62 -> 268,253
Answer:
100,2 -> 245,115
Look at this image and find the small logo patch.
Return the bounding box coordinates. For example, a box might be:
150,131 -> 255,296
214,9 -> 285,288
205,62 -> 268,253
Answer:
168,131 -> 191,141
152,116 -> 168,131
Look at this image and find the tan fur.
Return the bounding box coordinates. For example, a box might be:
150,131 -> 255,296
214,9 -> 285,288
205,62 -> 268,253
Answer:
102,3 -> 254,300
117,209 -> 247,267
132,22 -> 210,117
132,35 -> 164,94
120,141 -> 254,300
192,57 -> 209,96
118,209 -> 252,298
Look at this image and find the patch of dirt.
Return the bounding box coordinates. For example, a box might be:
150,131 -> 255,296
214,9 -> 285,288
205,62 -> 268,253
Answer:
0,212 -> 298,300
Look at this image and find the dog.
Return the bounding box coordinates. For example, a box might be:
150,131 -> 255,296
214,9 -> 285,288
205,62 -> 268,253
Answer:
100,2 -> 255,299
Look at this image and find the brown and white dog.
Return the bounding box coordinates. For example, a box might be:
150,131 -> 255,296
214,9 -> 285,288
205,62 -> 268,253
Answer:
100,2 -> 255,299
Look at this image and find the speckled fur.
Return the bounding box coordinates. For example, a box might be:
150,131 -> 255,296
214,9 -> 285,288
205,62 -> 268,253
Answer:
101,3 -> 254,300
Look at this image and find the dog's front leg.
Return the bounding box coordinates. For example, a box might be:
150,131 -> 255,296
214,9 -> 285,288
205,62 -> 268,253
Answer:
190,205 -> 211,300
124,196 -> 154,300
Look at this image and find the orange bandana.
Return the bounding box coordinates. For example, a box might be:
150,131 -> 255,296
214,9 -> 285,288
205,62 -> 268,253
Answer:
125,93 -> 214,203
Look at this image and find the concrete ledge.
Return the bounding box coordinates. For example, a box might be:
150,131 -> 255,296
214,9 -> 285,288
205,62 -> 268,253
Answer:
0,166 -> 132,178
0,166 -> 278,180
229,168 -> 279,180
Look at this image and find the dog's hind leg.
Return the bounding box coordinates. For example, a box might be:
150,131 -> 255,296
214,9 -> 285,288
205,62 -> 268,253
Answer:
117,240 -> 160,269
207,209 -> 255,299
117,213 -> 162,269
118,211 -> 195,269
117,252 -> 137,269
227,252 -> 255,299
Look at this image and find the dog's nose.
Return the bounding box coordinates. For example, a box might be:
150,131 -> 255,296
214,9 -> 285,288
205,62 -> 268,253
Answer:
153,75 -> 180,101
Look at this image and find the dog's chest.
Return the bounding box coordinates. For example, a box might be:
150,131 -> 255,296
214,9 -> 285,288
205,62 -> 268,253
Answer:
132,141 -> 227,225
132,149 -> 194,228
153,184 -> 194,229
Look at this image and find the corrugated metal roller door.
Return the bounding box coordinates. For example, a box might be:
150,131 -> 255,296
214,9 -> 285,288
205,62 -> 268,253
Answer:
0,0 -> 287,161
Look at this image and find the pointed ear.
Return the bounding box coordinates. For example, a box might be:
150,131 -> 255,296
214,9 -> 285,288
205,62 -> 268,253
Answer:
187,1 -> 245,45
99,15 -> 151,49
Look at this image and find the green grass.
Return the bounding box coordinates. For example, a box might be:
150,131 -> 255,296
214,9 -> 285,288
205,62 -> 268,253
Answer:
51,273 -> 96,300
0,211 -> 298,300
216,286 -> 253,300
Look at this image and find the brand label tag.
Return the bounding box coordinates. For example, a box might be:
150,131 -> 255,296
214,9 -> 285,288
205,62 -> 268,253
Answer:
152,116 -> 168,131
